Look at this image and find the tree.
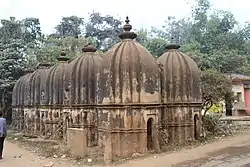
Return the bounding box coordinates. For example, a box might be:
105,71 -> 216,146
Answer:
0,17 -> 23,42
190,0 -> 211,44
54,16 -> 84,38
201,69 -> 233,117
22,17 -> 43,44
0,39 -> 26,116
153,17 -> 192,45
136,29 -> 168,57
186,49 -> 249,74
84,12 -> 123,50
0,17 -> 43,117
26,36 -> 91,69
150,0 -> 250,75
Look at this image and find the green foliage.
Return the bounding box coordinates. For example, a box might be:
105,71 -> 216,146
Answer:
136,29 -> 168,57
84,12 -> 123,50
54,16 -> 84,38
25,36 -> 92,70
201,69 -> 233,115
0,17 -> 44,115
152,0 -> 250,74
0,17 -> 23,41
203,114 -> 222,135
203,114 -> 247,137
52,13 -> 123,51
22,18 -> 44,43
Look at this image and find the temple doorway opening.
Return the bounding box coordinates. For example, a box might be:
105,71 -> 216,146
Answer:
194,114 -> 199,140
147,118 -> 153,150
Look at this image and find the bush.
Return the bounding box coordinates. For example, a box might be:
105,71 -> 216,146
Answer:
203,114 -> 222,136
202,114 -> 246,138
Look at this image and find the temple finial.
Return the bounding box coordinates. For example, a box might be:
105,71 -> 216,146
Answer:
82,43 -> 97,53
57,49 -> 70,62
125,16 -> 129,24
119,16 -> 137,40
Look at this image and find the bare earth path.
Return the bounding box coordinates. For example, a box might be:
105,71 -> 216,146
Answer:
2,131 -> 250,167
0,140 -> 78,167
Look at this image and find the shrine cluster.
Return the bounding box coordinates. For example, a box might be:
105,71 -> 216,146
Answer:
12,17 -> 202,161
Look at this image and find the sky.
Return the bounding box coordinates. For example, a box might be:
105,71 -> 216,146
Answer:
0,0 -> 249,35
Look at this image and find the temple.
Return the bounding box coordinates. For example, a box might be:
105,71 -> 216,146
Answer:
12,17 -> 202,163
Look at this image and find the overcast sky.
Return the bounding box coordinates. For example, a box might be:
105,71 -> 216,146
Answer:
0,0 -> 249,35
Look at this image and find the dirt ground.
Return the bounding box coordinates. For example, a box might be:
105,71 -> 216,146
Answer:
2,131 -> 250,167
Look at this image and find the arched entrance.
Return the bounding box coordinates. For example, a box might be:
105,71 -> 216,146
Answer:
194,114 -> 199,140
147,118 -> 153,150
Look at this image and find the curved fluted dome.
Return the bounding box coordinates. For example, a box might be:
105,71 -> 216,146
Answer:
69,44 -> 103,104
99,17 -> 160,104
23,70 -> 35,106
12,73 -> 31,107
45,51 -> 70,105
12,76 -> 24,107
157,44 -> 201,102
29,63 -> 51,105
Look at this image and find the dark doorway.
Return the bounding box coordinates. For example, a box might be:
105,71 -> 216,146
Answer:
194,114 -> 199,140
147,118 -> 153,150
226,102 -> 233,116
225,93 -> 233,116
21,109 -> 24,130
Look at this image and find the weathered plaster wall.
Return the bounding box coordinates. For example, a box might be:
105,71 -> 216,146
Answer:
67,128 -> 88,156
70,108 -> 98,147
99,107 -> 160,161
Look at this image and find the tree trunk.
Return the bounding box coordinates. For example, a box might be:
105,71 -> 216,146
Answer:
202,101 -> 213,121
